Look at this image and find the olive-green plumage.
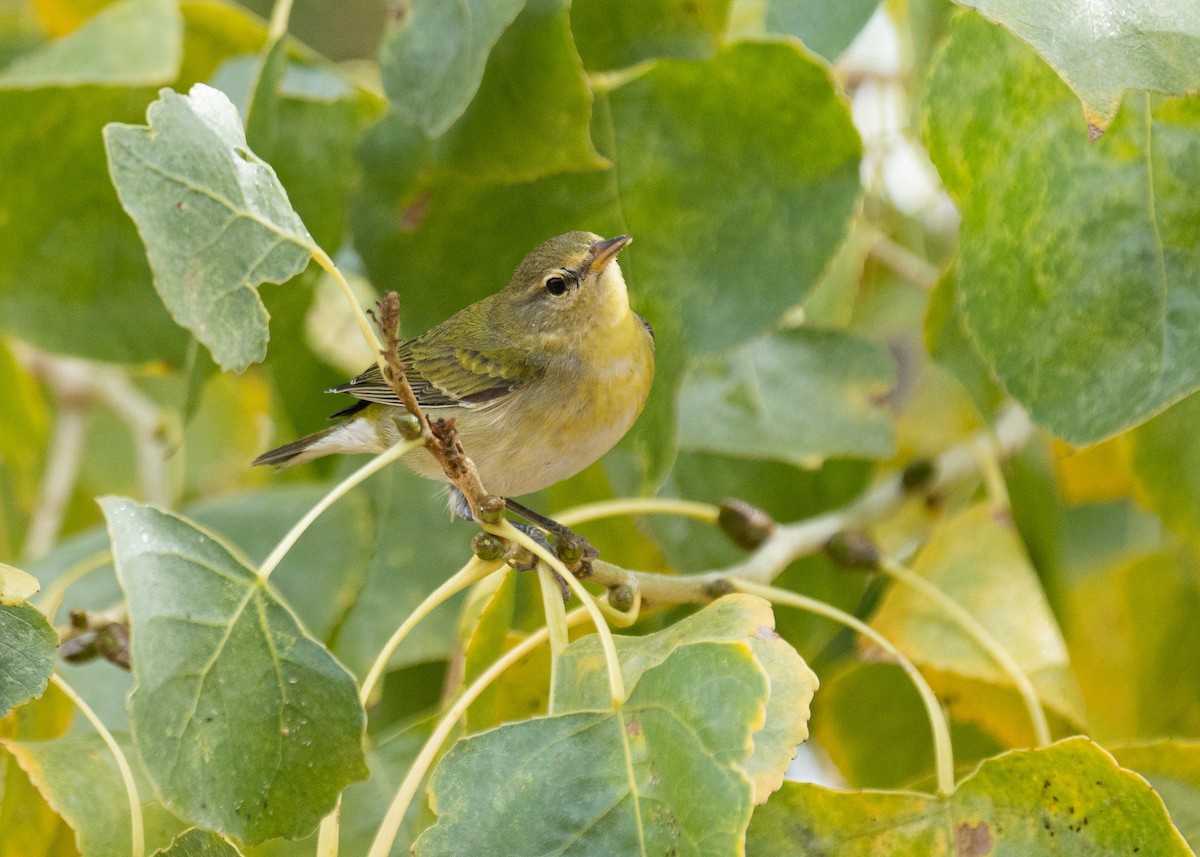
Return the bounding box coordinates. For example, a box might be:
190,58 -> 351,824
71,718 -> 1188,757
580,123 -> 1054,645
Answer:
253,232 -> 655,498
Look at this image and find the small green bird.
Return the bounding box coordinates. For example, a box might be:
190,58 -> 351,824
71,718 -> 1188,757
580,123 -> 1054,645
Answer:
253,232 -> 654,516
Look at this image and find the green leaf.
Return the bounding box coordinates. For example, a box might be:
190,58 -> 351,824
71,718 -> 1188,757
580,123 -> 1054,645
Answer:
1112,741 -> 1200,851
186,485 -> 373,646
0,0 -> 180,87
810,661 -> 1008,790
554,594 -> 818,803
415,642 -> 768,856
0,563 -> 40,605
748,737 -> 1192,854
432,0 -> 605,183
1062,548 -> 1200,739
378,0 -> 526,137
677,328 -> 895,466
105,83 -> 315,372
957,0 -> 1200,132
213,46 -> 383,251
728,0 -> 881,60
924,268 -> 1003,418
571,0 -> 733,70
3,732 -> 185,857
0,601 -> 56,718
0,58 -> 187,363
924,14 -> 1200,444
870,503 -> 1086,740
0,683 -> 78,857
101,498 -> 368,844
605,41 -> 861,357
154,828 -> 244,856
1131,392 -> 1200,540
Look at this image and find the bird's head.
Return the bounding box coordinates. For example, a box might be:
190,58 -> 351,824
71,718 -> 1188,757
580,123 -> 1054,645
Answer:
496,232 -> 635,348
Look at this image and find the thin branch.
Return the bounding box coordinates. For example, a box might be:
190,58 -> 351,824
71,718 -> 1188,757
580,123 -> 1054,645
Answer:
373,292 -> 490,519
19,347 -> 173,555
23,404 -> 87,562
583,404 -> 1035,606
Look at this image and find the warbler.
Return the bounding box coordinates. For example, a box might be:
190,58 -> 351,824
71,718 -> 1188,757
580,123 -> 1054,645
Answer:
253,232 -> 655,512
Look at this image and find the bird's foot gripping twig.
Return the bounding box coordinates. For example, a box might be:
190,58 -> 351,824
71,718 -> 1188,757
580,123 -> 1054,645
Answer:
504,497 -> 599,574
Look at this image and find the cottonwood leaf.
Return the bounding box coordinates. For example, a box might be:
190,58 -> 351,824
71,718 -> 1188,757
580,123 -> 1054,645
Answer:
870,503 -> 1085,742
379,0 -> 526,137
728,0 -> 881,60
0,563 -> 40,605
4,732 -> 186,857
604,41 -> 861,357
554,595 -> 817,804
0,0 -> 180,88
1112,741 -> 1200,851
0,600 -> 56,719
105,84 -> 315,372
957,0 -> 1200,132
747,737 -> 1192,855
677,328 -> 895,466
154,828 -> 244,856
431,0 -> 605,183
1130,392 -> 1200,540
102,498 -> 367,844
571,0 -> 733,70
1062,549 -> 1200,739
0,0 -> 187,364
415,642 -> 768,856
925,13 -> 1200,443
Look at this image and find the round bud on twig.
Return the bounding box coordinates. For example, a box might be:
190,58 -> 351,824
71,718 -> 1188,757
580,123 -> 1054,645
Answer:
556,533 -> 585,565
718,498 -> 775,550
825,530 -> 880,571
608,584 -> 635,613
706,578 -> 734,599
477,494 -> 506,525
901,458 -> 936,493
392,411 -> 422,440
472,532 -> 506,561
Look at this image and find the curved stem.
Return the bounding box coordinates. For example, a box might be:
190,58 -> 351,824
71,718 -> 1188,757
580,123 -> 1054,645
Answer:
258,438 -> 422,580
537,565 -> 570,711
595,585 -> 642,629
36,550 -> 111,620
311,248 -> 388,378
267,0 -> 295,42
496,521 -> 625,706
731,578 -> 955,796
316,800 -> 340,857
555,498 -> 720,528
360,556 -> 503,705
368,609 -> 588,857
51,673 -> 144,857
878,557 -> 1051,747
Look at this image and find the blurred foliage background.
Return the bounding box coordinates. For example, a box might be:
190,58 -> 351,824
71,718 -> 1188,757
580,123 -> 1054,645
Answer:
1,0 -> 1199,853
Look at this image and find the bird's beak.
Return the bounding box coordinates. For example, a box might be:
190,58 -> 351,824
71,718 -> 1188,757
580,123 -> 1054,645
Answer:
588,234 -> 632,273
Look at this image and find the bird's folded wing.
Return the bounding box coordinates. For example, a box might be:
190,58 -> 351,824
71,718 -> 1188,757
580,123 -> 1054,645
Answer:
328,340 -> 543,411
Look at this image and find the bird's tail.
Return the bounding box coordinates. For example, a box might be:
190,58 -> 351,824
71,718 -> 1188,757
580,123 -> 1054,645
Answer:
252,426 -> 340,468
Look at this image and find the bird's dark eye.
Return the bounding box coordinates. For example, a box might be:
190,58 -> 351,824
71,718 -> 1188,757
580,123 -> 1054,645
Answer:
545,276 -> 568,296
